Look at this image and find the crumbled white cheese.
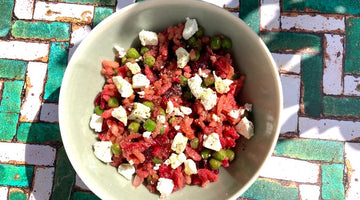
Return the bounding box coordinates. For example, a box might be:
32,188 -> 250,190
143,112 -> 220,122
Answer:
139,30 -> 158,46
128,102 -> 151,122
153,163 -> 161,171
182,17 -> 198,40
157,178 -> 174,198
137,91 -> 145,98
132,73 -> 150,89
198,69 -> 208,78
228,109 -> 240,119
171,133 -> 188,154
125,62 -> 141,74
114,45 -> 127,58
156,115 -> 166,124
143,131 -> 152,139
173,107 -> 184,117
117,163 -> 135,180
166,100 -> 174,114
111,106 -> 127,126
175,47 -> 189,68
134,56 -> 143,62
235,116 -> 254,139
188,74 -> 204,99
184,159 -> 197,175
200,88 -> 217,111
244,103 -> 252,112
90,114 -> 103,132
214,72 -> 233,94
129,160 -> 134,165
167,153 -> 186,169
174,125 -> 180,130
180,106 -> 192,115
212,114 -> 221,122
203,133 -> 222,151
93,141 -> 113,163
112,76 -> 134,98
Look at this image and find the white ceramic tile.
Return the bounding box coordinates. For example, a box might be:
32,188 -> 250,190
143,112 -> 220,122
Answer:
323,34 -> 343,95
0,187 -> 8,199
299,184 -> 320,200
344,75 -> 360,96
33,1 -> 94,23
20,62 -> 47,122
345,143 -> 360,200
75,174 -> 90,191
116,0 -> 135,11
14,0 -> 34,19
0,142 -> 56,166
260,156 -> 320,183
272,53 -> 301,73
40,103 -> 58,123
29,167 -> 55,200
299,117 -> 360,141
68,25 -> 92,61
280,74 -> 300,133
202,0 -> 239,7
281,15 -> 345,32
260,0 -> 280,30
0,41 -> 49,61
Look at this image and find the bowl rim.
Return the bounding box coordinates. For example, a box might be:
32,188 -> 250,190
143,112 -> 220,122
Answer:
59,0 -> 283,199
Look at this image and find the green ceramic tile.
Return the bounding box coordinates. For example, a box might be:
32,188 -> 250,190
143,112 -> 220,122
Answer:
323,96 -> 360,117
240,0 -> 259,34
283,0 -> 305,11
51,146 -> 75,200
261,32 -> 321,52
0,164 -> 34,187
0,81 -> 24,113
0,112 -> 19,141
11,21 -> 70,41
44,42 -> 69,102
322,164 -> 345,199
305,0 -> 360,14
301,53 -> 323,117
241,178 -> 299,200
274,139 -> 343,163
0,59 -> 27,80
93,7 -> 114,27
17,123 -> 61,143
9,190 -> 27,200
59,0 -> 115,6
0,0 -> 14,37
345,17 -> 360,74
72,191 -> 101,200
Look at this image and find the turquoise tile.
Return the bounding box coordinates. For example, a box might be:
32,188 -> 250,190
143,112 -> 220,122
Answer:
44,42 -> 69,102
9,190 -> 27,200
11,21 -> 70,41
0,59 -> 27,80
0,81 -> 24,113
0,164 -> 34,187
322,164 -> 345,199
73,191 -> 100,200
323,96 -> 360,117
93,7 -> 114,27
59,0 -> 115,6
345,17 -> 360,74
17,123 -> 61,143
240,0 -> 259,34
283,0 -> 305,11
0,112 -> 19,141
0,0 -> 14,37
305,0 -> 360,14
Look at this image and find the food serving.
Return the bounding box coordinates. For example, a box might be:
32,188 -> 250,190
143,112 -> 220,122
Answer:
89,17 -> 254,198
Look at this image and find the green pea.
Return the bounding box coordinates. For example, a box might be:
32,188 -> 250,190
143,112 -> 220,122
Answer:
152,157 -> 162,164
195,26 -> 204,38
180,75 -> 188,87
201,149 -> 211,159
221,38 -> 232,49
212,149 -> 227,161
121,56 -> 127,65
183,90 -> 195,101
159,108 -> 166,116
192,41 -> 202,51
144,55 -> 156,67
159,126 -> 165,135
168,117 -> 176,124
111,143 -> 122,155
94,106 -> 104,115
210,36 -> 221,50
108,97 -> 119,108
128,121 -> 140,133
209,158 -> 221,170
126,48 -> 140,59
143,119 -> 156,132
113,69 -> 118,76
190,137 -> 199,149
226,149 -> 235,162
203,74 -> 215,86
190,51 -> 200,61
142,101 -> 154,111
140,46 -> 149,55
188,36 -> 197,45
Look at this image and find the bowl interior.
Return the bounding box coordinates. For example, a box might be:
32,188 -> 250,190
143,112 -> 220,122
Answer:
59,1 -> 282,199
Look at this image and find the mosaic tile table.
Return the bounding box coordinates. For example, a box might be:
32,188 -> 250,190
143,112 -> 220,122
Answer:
0,0 -> 359,199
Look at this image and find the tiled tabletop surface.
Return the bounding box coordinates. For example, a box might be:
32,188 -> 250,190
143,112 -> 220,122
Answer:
0,0 -> 359,199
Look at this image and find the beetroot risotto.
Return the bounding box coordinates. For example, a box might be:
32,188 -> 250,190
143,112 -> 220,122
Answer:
89,18 -> 254,199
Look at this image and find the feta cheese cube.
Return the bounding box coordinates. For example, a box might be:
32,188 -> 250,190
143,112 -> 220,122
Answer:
182,17 -> 198,40
167,153 -> 186,169
200,88 -> 217,110
143,131 -> 152,138
188,74 -> 204,99
132,73 -> 150,89
212,114 -> 221,122
125,62 -> 141,74
139,30 -> 158,46
180,106 -> 192,115
175,47 -> 190,68
173,107 -> 184,117
128,102 -> 151,122
203,133 -> 222,151
171,133 -> 188,154
156,178 -> 174,198
166,100 -> 174,114
235,116 -> 254,139
153,163 -> 161,170
228,109 -> 240,119
244,103 -> 252,112
174,125 -> 180,130
93,141 -> 113,163
214,72 -> 233,94
90,114 -> 103,132
112,76 -> 134,98
114,45 -> 127,58
117,163 -> 135,180
111,106 -> 127,126
184,159 -> 197,175
156,115 -> 166,124
137,91 -> 145,98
